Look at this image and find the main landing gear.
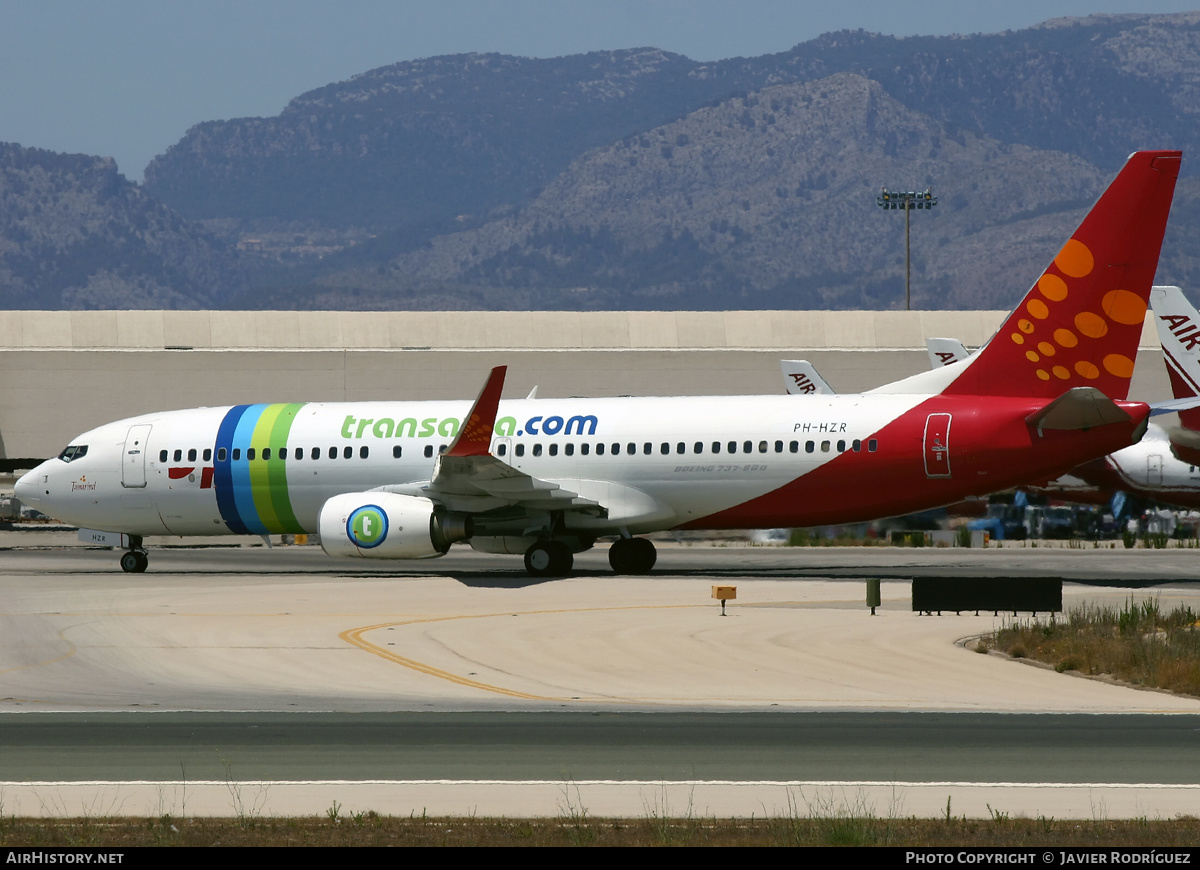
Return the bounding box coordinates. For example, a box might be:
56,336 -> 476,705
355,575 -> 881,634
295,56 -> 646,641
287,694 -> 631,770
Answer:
520,536 -> 656,578
524,540 -> 573,577
608,537 -> 656,575
119,536 -> 148,573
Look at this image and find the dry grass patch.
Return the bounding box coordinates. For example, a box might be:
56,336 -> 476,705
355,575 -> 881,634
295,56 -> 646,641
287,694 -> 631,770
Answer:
988,598 -> 1200,697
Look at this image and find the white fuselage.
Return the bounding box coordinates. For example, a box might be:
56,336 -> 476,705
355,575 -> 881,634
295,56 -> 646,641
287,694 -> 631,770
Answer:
15,388 -> 1149,543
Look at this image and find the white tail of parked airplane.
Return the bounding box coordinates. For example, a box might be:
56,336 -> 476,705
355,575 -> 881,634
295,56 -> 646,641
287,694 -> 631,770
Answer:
780,360 -> 836,395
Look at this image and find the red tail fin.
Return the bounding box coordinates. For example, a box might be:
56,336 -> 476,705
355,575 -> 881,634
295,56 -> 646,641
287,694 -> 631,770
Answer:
943,150 -> 1180,399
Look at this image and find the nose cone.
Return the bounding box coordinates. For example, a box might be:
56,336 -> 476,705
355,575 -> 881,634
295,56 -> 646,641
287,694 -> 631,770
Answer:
14,463 -> 47,505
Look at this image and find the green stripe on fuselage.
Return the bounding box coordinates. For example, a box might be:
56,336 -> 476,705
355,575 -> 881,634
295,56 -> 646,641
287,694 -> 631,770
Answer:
248,403 -> 305,534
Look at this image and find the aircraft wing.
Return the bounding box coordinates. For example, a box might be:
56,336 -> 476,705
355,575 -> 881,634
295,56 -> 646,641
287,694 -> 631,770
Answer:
422,453 -> 604,513
374,366 -> 605,515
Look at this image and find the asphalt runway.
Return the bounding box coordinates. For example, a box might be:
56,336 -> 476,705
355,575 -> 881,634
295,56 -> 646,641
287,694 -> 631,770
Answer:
1,542 -> 1199,818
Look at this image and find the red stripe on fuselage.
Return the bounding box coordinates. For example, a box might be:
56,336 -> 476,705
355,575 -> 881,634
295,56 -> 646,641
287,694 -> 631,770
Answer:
168,467 -> 195,480
681,395 -> 1149,529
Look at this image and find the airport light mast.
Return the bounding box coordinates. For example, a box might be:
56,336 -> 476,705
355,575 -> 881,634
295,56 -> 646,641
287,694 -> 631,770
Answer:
876,186 -> 937,311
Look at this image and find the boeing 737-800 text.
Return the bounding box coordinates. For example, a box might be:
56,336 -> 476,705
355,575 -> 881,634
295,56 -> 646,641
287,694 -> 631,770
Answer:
14,151 -> 1182,575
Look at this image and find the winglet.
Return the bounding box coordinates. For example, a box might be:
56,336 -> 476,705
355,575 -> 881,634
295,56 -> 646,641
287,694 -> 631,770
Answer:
445,366 -> 507,457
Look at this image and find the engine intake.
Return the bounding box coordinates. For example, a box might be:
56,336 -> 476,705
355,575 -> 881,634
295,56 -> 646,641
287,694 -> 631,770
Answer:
318,492 -> 471,560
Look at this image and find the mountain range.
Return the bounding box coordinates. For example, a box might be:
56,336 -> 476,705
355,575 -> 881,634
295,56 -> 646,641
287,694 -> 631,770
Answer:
4,11 -> 1200,311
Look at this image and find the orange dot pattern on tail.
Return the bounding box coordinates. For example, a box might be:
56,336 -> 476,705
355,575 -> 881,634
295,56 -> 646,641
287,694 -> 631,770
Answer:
1005,238 -> 1141,389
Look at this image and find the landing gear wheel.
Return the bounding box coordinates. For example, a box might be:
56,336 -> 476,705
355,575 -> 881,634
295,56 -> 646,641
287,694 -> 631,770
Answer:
120,551 -> 148,573
608,537 -> 656,575
524,540 -> 573,577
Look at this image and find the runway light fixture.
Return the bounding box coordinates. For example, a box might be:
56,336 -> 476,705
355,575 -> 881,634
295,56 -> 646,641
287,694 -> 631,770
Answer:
877,186 -> 938,310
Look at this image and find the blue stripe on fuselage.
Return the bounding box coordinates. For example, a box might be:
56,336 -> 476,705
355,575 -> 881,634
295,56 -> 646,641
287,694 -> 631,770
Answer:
230,405 -> 268,535
213,405 -> 258,534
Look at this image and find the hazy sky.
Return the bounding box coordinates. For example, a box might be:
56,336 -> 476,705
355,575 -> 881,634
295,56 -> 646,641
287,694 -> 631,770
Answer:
2,1 -> 1197,181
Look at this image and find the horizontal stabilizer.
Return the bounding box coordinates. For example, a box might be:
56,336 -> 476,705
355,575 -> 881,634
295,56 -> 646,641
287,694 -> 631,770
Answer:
1025,387 -> 1132,432
1149,396 -> 1200,416
1166,426 -> 1200,466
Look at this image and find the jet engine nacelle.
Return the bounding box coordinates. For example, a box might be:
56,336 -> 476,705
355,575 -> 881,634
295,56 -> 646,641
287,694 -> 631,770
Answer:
318,492 -> 471,560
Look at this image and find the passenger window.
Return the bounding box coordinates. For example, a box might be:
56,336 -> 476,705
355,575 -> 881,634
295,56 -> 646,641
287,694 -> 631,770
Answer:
564,444 -> 574,456
581,443 -> 589,456
627,443 -> 636,455
294,447 -> 302,460
312,447 -> 320,460
758,441 -> 767,453
496,443 -> 506,457
424,445 -> 433,458
328,447 -> 337,459
516,444 -> 525,457
278,448 -> 286,461
233,448 -> 241,461
821,441 -> 830,453
660,443 -> 669,455
677,442 -> 685,454
728,441 -> 737,454
188,448 -> 197,462
343,446 -> 352,459
805,441 -> 814,454
774,440 -> 783,453
390,445 -> 401,459
643,442 -> 652,455
744,441 -> 753,453
173,449 -> 182,462
596,443 -> 605,456
789,441 -> 798,453
262,448 -> 271,460
549,444 -> 558,457
247,448 -> 256,460
712,442 -> 721,454
204,448 -> 212,462
613,443 -> 621,455
533,444 -> 543,457
852,440 -> 862,452
159,450 -> 168,463
868,439 -> 878,452
694,442 -> 703,454
837,440 -> 846,452
218,448 -> 227,462
360,446 -> 369,459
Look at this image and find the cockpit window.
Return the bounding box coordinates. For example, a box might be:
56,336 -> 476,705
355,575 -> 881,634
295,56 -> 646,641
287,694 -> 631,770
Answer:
57,445 -> 88,463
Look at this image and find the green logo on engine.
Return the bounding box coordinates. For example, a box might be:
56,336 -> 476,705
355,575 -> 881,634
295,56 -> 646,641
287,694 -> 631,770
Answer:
347,505 -> 388,549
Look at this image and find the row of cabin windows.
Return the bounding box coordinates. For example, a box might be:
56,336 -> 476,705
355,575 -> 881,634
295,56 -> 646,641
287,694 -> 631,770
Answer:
498,438 -> 879,458
160,444 -> 446,464
161,438 -> 880,465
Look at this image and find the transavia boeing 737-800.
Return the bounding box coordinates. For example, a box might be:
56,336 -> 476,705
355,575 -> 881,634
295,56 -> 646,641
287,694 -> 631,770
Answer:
14,150 -> 1183,576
